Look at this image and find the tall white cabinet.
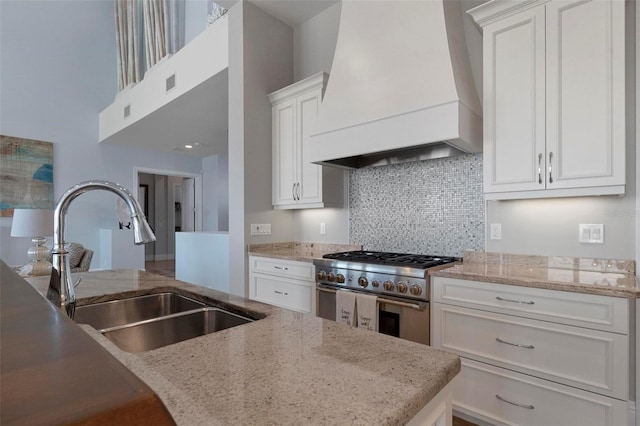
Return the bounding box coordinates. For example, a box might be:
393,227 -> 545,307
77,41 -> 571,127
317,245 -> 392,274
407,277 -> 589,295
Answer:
470,0 -> 626,200
268,72 -> 344,209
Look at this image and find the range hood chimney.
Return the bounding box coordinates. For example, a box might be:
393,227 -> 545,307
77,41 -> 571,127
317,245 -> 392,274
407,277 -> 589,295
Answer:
308,0 -> 482,169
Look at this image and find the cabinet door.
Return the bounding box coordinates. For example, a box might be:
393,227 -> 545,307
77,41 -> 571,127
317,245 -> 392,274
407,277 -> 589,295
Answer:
296,89 -> 323,205
483,6 -> 546,194
545,0 -> 625,189
272,99 -> 297,206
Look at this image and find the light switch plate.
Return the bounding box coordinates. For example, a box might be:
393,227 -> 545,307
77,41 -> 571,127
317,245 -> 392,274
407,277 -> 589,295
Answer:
579,224 -> 604,244
250,224 -> 271,236
320,223 -> 326,235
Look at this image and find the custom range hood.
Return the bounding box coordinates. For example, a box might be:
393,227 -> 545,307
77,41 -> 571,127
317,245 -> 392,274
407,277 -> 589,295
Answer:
308,0 -> 482,169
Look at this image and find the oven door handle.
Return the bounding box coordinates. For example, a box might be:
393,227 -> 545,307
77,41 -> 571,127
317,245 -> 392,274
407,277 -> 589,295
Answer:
316,285 -> 427,311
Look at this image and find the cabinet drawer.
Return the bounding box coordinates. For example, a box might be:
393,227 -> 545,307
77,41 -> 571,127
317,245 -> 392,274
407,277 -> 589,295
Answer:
432,277 -> 628,334
249,273 -> 313,314
454,358 -> 628,426
432,304 -> 628,399
249,256 -> 315,281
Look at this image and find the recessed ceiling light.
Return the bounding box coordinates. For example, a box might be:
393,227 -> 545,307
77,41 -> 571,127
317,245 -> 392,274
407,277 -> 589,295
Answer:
185,144 -> 193,149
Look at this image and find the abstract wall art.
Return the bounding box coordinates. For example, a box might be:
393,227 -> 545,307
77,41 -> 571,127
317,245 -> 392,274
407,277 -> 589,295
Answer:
0,135 -> 54,217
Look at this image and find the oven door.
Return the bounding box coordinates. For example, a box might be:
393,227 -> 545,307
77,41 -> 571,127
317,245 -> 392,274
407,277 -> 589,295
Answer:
316,284 -> 430,345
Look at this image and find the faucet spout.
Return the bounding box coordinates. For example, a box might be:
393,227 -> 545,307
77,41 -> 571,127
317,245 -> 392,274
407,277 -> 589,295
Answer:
47,180 -> 156,317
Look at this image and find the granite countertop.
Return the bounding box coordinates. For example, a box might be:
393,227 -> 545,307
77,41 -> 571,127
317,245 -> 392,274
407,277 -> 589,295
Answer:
430,251 -> 640,298
27,270 -> 459,426
248,242 -> 361,263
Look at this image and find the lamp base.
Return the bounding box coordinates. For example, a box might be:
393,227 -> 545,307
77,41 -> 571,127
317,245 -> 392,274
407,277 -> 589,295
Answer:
27,236 -> 52,277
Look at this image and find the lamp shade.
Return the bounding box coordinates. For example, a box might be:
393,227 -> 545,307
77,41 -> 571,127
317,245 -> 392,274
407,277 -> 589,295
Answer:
10,209 -> 54,237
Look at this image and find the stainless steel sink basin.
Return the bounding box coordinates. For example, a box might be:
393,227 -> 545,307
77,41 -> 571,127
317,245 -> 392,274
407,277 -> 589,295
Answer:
74,293 -> 205,330
101,308 -> 252,352
74,292 -> 255,352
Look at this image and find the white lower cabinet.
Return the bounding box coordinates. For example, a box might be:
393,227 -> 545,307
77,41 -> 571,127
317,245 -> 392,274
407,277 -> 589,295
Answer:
249,256 -> 315,314
431,277 -> 632,426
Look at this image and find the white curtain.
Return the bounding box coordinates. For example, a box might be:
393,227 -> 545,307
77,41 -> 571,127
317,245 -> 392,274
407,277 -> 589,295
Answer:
115,0 -> 184,91
143,0 -> 183,71
115,0 -> 143,91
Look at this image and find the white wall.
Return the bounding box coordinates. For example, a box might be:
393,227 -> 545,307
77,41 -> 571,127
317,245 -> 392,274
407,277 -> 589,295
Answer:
485,0 -> 637,260
293,2 -> 341,82
637,0 -> 640,268
228,1 -> 295,297
202,153 -> 229,231
185,0 -> 209,45
290,0 -> 638,261
291,2 -> 350,244
0,0 -> 202,269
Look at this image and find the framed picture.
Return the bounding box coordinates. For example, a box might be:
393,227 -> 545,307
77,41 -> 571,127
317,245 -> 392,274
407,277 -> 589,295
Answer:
0,135 -> 54,217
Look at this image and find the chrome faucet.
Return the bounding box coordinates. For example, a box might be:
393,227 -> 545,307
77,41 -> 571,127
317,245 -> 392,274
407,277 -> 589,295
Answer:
47,180 -> 156,317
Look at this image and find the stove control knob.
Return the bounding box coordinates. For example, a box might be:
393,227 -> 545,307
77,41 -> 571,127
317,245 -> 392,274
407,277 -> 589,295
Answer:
397,282 -> 408,293
327,272 -> 336,282
317,270 -> 327,281
358,277 -> 368,288
383,280 -> 394,291
336,273 -> 346,283
372,280 -> 380,288
409,285 -> 422,296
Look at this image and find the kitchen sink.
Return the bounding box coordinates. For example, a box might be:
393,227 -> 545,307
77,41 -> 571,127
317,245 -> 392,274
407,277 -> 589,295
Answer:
74,292 -> 205,330
74,292 -> 254,352
101,308 -> 252,352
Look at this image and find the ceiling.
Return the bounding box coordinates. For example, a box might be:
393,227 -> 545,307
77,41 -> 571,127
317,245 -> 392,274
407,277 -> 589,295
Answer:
103,69 -> 229,158
217,0 -> 338,27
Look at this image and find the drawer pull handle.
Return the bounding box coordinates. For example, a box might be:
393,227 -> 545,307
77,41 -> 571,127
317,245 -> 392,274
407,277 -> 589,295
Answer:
274,266 -> 289,271
496,296 -> 534,305
496,394 -> 535,410
274,290 -> 288,296
496,337 -> 534,349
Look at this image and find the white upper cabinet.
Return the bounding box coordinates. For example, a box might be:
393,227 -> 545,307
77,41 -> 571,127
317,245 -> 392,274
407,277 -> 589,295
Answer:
470,0 -> 626,200
269,73 -> 344,210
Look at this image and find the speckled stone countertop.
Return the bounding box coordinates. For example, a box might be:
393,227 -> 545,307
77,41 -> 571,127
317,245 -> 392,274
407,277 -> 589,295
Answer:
27,270 -> 459,426
430,251 -> 639,298
248,242 -> 362,262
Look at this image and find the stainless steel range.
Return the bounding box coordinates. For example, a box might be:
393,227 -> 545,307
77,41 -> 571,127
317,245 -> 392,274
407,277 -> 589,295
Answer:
314,251 -> 459,345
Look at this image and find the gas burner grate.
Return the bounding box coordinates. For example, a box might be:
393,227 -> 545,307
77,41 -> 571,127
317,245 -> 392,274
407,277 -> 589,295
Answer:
322,251 -> 459,269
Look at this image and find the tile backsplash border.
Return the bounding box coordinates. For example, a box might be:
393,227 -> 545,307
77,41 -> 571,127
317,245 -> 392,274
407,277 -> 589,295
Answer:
349,153 -> 484,257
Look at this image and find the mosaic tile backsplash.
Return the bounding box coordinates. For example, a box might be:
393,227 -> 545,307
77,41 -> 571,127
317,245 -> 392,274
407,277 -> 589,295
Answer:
349,154 -> 484,257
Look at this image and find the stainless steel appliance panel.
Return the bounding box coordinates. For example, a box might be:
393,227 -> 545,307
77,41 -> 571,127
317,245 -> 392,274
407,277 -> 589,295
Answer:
316,285 -> 429,345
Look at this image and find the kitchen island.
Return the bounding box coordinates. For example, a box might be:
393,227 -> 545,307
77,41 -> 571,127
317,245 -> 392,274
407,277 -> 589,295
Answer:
17,268 -> 460,425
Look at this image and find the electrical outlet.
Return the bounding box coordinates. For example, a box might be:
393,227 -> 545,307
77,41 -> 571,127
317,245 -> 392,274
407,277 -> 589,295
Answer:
320,223 -> 326,235
490,223 -> 502,240
250,223 -> 271,236
579,224 -> 603,244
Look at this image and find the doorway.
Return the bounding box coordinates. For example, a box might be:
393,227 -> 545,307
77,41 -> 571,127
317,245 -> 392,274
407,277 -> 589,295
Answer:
135,168 -> 203,277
